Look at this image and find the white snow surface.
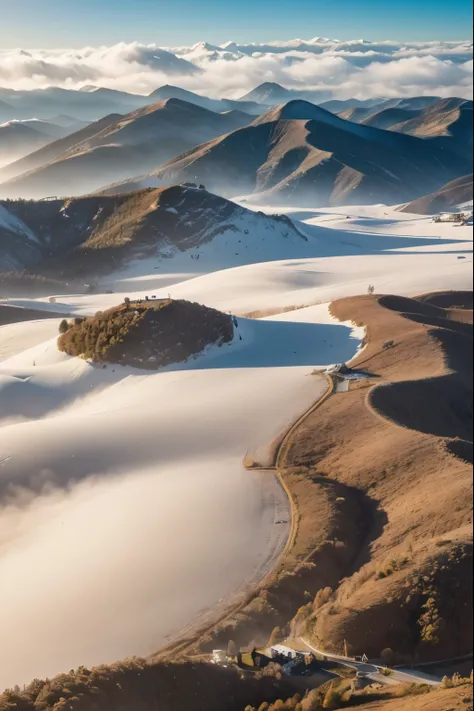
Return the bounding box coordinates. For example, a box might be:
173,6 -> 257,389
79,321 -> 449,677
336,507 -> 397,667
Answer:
0,202 -> 472,688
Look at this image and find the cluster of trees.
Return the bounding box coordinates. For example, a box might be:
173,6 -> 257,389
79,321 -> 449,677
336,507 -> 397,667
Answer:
57,302 -> 156,361
0,658 -> 291,711
57,298 -> 235,370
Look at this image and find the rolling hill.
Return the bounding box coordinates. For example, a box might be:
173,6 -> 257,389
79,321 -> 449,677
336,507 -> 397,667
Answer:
0,100 -> 252,199
111,100 -> 473,207
401,174 -> 473,214
0,184 -> 307,276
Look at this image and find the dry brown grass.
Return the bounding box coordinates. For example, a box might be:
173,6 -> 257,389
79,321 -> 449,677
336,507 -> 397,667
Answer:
285,293 -> 473,660
187,291 -> 472,664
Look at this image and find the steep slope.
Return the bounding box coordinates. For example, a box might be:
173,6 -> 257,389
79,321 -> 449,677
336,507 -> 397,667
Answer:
401,174 -> 473,214
0,185 -> 307,277
123,100 -> 472,207
0,100 -> 251,199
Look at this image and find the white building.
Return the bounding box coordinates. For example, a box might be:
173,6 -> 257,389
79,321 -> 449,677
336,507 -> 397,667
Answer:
270,645 -> 307,660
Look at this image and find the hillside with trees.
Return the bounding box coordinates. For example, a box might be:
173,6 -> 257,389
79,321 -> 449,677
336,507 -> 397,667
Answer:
57,298 -> 234,368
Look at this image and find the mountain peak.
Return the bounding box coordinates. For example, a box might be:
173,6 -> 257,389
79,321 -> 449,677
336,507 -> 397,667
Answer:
254,99 -> 340,125
190,41 -> 223,52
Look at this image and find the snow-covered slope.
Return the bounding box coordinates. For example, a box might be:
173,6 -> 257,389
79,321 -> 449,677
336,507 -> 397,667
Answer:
0,300 -> 362,687
0,201 -> 472,690
0,186 -> 309,278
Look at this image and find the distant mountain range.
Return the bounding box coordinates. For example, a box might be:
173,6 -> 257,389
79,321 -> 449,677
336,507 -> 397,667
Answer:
0,87 -> 471,208
0,100 -> 252,199
104,99 -> 472,207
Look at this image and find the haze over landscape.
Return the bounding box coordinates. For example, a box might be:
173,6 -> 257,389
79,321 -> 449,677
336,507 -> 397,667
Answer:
0,2 -> 473,709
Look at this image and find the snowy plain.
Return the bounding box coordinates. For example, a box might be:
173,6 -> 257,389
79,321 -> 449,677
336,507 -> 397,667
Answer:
0,202 -> 472,688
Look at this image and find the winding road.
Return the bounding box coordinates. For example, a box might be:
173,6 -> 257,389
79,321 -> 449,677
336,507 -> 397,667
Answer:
301,639 -> 442,687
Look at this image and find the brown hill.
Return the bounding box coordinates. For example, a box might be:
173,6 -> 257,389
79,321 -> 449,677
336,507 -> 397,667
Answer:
0,100 -> 251,199
120,100 -> 472,207
57,299 -> 234,369
288,292 -> 473,661
192,291 -> 472,665
400,174 -> 473,214
0,184 -> 305,277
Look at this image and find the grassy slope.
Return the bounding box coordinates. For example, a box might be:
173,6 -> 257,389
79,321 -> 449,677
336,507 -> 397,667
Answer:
288,293 -> 473,660
188,292 -> 472,663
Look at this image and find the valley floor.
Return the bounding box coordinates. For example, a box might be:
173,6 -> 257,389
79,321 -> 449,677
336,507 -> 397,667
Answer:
0,203 -> 472,689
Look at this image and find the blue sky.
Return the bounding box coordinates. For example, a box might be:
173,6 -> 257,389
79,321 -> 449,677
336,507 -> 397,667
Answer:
1,0 -> 473,47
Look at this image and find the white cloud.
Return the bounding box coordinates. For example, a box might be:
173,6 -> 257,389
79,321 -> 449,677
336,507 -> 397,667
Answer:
0,38 -> 471,100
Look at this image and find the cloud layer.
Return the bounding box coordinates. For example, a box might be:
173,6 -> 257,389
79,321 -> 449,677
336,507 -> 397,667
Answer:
0,38 -> 472,99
